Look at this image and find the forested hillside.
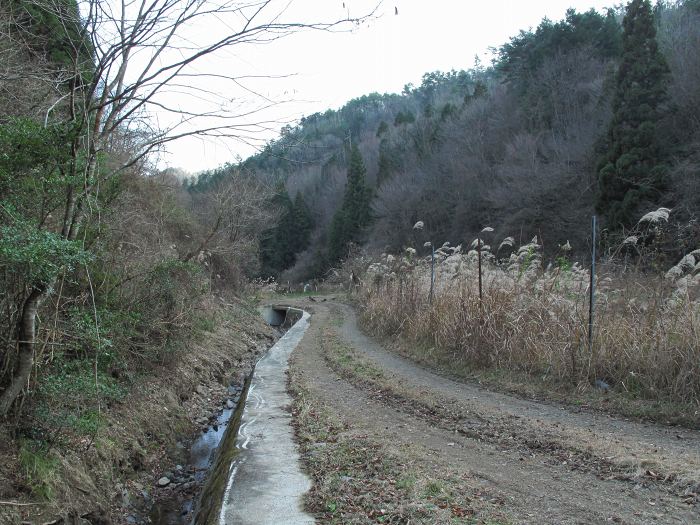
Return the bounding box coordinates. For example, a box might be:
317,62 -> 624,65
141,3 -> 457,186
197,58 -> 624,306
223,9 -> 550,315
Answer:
198,1 -> 700,281
0,1 -> 364,520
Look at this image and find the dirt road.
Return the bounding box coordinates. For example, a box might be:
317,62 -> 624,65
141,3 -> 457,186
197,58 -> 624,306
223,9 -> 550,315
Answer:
289,298 -> 700,524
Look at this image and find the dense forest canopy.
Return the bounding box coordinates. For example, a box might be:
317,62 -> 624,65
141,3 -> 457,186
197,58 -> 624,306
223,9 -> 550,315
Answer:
189,0 -> 699,282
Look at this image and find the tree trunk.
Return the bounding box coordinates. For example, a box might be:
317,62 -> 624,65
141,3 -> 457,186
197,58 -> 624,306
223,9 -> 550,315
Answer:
0,165 -> 85,417
0,285 -> 48,417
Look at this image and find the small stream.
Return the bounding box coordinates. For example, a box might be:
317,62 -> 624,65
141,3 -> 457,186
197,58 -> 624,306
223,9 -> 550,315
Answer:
148,384 -> 246,524
189,386 -> 244,473
149,305 -> 297,525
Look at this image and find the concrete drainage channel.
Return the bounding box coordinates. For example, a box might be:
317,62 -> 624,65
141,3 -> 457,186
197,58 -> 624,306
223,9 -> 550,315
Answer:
192,305 -> 313,525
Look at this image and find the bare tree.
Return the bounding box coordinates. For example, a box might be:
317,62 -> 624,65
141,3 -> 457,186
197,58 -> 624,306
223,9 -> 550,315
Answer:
183,171 -> 274,263
0,0 -> 374,415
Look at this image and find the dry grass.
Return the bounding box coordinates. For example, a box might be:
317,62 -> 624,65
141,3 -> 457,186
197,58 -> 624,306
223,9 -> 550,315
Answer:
358,243 -> 700,410
288,361 -> 508,524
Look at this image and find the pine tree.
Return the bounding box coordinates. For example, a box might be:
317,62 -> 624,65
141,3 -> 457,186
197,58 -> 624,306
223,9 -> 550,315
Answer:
394,111 -> 415,126
328,144 -> 372,263
376,139 -> 392,187
596,0 -> 669,228
10,0 -> 94,85
259,187 -> 295,275
259,189 -> 316,276
327,209 -> 349,265
342,144 -> 373,233
292,192 -> 314,250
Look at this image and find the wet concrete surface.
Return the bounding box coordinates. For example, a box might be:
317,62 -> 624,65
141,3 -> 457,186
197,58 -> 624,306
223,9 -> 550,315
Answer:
217,309 -> 314,525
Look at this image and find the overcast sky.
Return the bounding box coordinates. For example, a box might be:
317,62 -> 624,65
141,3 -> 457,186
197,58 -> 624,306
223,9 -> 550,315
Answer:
155,0 -> 617,173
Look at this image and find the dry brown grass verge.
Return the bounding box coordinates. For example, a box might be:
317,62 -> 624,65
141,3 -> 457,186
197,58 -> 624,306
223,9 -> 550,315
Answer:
381,333 -> 700,429
287,355 -> 510,525
359,255 -> 700,414
355,280 -> 700,429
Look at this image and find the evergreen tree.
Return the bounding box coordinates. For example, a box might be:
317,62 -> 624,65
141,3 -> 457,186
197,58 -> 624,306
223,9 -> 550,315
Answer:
259,189 -> 315,276
10,0 -> 94,85
596,0 -> 669,227
259,188 -> 293,275
292,192 -> 314,250
394,111 -> 415,126
328,145 -> 373,263
472,80 -> 488,100
328,209 -> 349,265
376,139 -> 392,187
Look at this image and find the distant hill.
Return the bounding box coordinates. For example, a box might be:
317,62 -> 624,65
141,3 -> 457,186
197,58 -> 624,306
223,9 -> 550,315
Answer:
193,2 -> 700,280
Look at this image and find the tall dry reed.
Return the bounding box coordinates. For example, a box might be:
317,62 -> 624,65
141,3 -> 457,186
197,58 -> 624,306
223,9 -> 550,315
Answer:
358,243 -> 700,405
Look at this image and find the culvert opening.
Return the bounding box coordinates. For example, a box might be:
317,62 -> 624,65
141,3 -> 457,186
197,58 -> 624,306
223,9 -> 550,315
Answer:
261,305 -> 303,329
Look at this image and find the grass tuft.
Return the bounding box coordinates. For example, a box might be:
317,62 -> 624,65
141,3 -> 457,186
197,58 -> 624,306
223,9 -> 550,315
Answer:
18,439 -> 58,501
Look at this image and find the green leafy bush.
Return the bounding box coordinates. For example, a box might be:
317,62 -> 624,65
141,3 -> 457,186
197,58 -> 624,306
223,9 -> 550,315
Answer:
0,219 -> 91,284
33,358 -> 125,436
38,359 -> 127,405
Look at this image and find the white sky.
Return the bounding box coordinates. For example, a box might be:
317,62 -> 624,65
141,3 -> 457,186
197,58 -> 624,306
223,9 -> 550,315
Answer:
155,0 -> 616,173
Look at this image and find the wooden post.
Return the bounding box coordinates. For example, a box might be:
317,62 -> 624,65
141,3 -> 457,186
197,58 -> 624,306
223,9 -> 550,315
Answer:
429,244 -> 435,305
477,236 -> 483,305
588,216 -> 597,358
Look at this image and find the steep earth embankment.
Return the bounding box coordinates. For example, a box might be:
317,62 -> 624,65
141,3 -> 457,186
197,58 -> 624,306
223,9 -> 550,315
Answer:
0,299 -> 276,525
